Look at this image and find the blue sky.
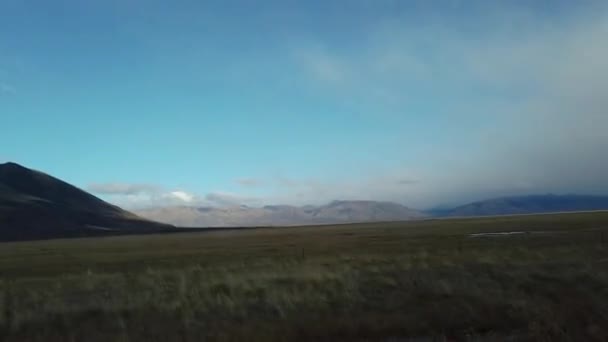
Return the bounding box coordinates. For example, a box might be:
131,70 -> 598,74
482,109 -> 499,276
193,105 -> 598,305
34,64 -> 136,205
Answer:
2,0 -> 608,209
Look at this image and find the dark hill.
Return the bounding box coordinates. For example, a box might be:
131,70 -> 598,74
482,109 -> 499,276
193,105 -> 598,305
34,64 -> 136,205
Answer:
442,194 -> 608,217
0,162 -> 173,241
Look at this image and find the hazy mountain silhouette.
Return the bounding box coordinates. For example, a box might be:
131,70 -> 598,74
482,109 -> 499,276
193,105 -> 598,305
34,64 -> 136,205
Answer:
0,162 -> 172,241
135,200 -> 426,227
440,194 -> 608,217
4,162 -> 607,241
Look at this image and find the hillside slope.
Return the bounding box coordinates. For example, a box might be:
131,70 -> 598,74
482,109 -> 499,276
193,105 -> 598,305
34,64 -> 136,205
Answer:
0,162 -> 172,241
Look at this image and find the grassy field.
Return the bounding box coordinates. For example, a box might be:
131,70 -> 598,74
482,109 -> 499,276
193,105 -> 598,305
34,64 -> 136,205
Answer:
2,212 -> 608,341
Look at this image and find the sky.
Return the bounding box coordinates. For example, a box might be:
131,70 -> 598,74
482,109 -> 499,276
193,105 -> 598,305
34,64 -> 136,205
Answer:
1,0 -> 608,209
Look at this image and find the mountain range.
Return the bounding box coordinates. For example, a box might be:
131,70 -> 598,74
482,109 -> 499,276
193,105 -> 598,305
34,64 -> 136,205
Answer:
134,200 -> 427,227
2,162 -> 608,241
135,194 -> 608,227
436,194 -> 608,217
0,162 -> 172,241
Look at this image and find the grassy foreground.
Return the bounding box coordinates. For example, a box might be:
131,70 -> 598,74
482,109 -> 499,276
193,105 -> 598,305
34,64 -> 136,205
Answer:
2,212 -> 608,341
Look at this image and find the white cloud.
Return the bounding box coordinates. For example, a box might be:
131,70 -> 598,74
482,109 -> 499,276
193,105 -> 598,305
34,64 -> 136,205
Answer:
88,181 -> 266,209
89,182 -> 203,208
167,191 -> 195,203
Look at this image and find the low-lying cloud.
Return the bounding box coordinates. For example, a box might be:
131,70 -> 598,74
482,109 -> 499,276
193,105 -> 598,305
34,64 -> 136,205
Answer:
87,183 -> 161,196
167,191 -> 196,203
88,182 -> 199,208
88,182 -> 263,209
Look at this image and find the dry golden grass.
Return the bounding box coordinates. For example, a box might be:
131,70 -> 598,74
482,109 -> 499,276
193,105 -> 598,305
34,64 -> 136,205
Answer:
2,212 -> 608,341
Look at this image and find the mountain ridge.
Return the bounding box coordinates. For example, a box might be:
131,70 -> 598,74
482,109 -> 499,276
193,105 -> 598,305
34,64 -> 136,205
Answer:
0,162 -> 173,241
135,200 -> 427,227
438,194 -> 608,217
3,162 -> 608,239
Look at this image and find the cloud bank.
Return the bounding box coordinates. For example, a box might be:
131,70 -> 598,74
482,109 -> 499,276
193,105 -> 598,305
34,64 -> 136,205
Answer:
87,183 -> 263,209
92,4 -> 608,210
87,183 -> 161,196
287,5 -> 608,207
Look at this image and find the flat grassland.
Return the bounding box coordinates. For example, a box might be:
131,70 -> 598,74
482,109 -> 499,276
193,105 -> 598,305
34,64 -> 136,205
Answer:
2,212 -> 608,341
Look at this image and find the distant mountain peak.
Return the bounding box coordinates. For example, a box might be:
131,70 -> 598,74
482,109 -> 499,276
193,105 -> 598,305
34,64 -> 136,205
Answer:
0,161 -> 33,173
1,161 -> 23,167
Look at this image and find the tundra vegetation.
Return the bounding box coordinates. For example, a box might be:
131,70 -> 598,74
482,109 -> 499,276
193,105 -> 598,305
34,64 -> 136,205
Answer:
1,212 -> 608,341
